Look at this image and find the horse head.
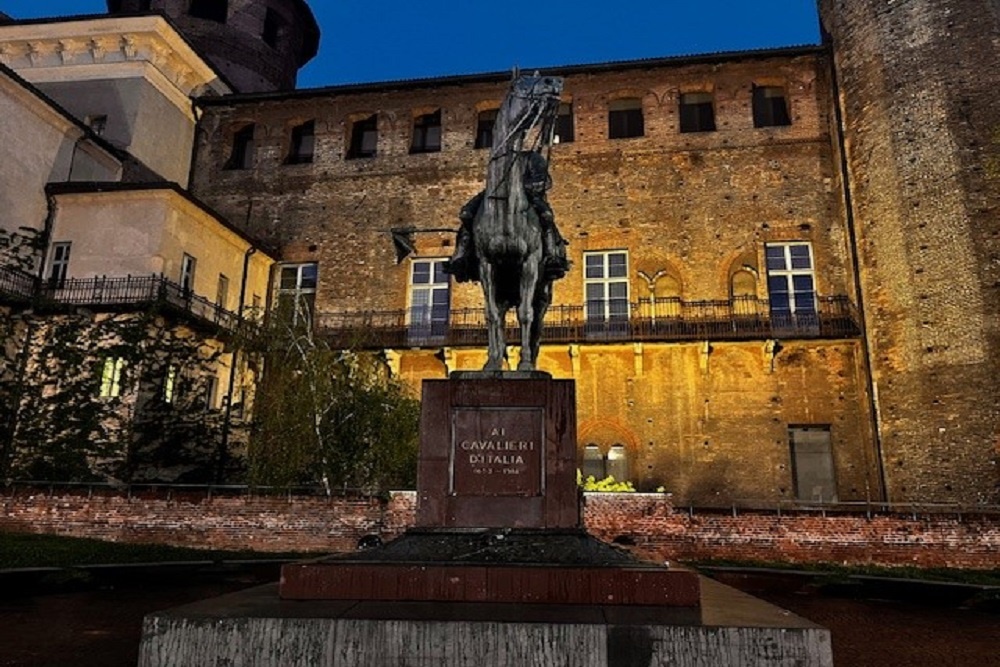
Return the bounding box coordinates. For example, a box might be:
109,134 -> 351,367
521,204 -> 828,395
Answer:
493,73 -> 564,155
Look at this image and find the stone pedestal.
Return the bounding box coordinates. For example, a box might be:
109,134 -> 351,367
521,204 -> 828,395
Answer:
415,372 -> 579,529
139,373 -> 833,666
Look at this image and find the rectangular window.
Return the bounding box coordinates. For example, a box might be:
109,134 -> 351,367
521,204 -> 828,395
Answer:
48,241 -> 71,288
347,114 -> 378,159
789,426 -> 837,502
189,0 -> 228,23
766,242 -> 818,334
163,365 -> 178,404
475,109 -> 498,149
180,253 -> 197,293
584,251 -> 629,325
262,8 -> 281,48
410,110 -> 442,154
286,120 -> 315,164
753,85 -> 791,128
225,124 -> 255,170
555,102 -> 575,143
679,92 -> 716,133
408,259 -> 450,343
216,273 -> 229,309
99,357 -> 125,398
204,375 -> 219,410
276,262 -> 318,324
608,98 -> 644,139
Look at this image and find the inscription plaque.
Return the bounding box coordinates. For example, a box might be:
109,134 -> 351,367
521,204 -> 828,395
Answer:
450,407 -> 544,497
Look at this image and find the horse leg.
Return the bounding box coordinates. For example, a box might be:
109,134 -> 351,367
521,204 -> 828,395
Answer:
516,260 -> 540,371
529,280 -> 552,368
481,261 -> 505,371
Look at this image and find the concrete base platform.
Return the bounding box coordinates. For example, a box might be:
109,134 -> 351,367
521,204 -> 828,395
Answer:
138,577 -> 833,666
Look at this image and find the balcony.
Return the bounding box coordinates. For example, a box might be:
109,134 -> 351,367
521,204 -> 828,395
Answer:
315,295 -> 862,349
2,271 -> 241,332
0,265 -> 37,303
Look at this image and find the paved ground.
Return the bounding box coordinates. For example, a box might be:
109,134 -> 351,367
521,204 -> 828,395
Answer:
0,568 -> 997,666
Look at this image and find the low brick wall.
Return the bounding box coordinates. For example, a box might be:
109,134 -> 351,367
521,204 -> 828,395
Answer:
2,488 -> 997,569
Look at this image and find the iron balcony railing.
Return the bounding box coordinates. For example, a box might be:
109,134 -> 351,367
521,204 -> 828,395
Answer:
2,272 -> 240,331
316,295 -> 861,349
0,264 -> 38,302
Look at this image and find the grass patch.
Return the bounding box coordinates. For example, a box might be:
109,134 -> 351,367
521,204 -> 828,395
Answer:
0,531 -> 313,570
688,559 -> 1000,587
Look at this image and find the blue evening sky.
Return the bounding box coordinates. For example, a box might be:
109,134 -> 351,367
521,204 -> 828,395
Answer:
2,1 -> 821,88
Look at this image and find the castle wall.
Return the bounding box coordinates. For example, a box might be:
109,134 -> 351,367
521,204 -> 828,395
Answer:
819,0 -> 1000,503
188,51 -> 879,504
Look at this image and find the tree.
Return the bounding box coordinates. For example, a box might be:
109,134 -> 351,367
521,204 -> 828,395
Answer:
242,308 -> 419,494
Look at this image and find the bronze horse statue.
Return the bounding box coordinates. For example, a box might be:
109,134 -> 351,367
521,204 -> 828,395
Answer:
474,73 -> 564,371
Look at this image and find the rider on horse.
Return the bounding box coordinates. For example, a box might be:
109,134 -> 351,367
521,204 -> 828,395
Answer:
443,147 -> 570,283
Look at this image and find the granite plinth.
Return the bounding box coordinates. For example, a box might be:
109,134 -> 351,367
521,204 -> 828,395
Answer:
415,375 -> 578,529
139,577 -> 834,667
279,529 -> 701,606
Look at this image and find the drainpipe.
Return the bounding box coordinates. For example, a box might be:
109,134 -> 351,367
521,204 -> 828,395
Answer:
216,244 -> 256,483
826,37 -> 889,502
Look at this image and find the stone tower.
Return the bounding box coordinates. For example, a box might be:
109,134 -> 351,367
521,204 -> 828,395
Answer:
106,0 -> 318,92
819,0 -> 1000,503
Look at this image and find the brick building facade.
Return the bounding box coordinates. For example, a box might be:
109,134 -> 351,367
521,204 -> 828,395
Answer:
0,0 -> 997,505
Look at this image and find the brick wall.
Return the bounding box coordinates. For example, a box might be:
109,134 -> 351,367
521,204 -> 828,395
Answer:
3,488 -> 996,570
819,0 -> 1000,504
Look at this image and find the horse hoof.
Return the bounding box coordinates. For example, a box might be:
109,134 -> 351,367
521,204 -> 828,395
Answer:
483,362 -> 502,372
517,361 -> 535,372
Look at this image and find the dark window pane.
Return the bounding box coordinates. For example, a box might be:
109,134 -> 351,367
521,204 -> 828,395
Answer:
679,92 -> 716,133
225,124 -> 254,170
609,107 -> 644,139
789,245 -> 812,269
287,121 -> 315,164
299,264 -> 318,288
765,246 -> 787,271
608,253 -> 627,277
586,285 -> 605,303
586,301 -> 605,320
348,114 -> 377,159
280,266 -> 299,289
609,299 -> 629,319
792,274 -> 814,292
768,275 -> 789,294
412,262 -> 430,284
411,110 -> 442,154
475,109 -> 497,149
608,282 -> 627,299
433,262 -> 448,284
753,86 -> 791,128
770,293 -> 791,313
556,103 -> 575,143
262,8 -> 281,47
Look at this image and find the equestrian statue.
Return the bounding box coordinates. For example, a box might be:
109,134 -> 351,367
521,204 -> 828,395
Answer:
443,73 -> 570,371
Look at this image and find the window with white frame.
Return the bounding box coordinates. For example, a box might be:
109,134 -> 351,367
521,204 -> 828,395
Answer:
408,259 -> 450,341
277,262 -> 318,323
48,241 -> 71,288
766,242 -> 817,324
99,357 -> 126,398
180,253 -> 197,293
584,251 -> 629,321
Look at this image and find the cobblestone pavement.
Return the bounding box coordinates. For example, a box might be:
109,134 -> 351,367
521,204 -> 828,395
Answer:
0,571 -> 997,666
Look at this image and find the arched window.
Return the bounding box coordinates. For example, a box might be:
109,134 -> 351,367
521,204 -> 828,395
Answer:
582,444 -> 604,480
606,444 -> 629,482
581,443 -> 631,483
